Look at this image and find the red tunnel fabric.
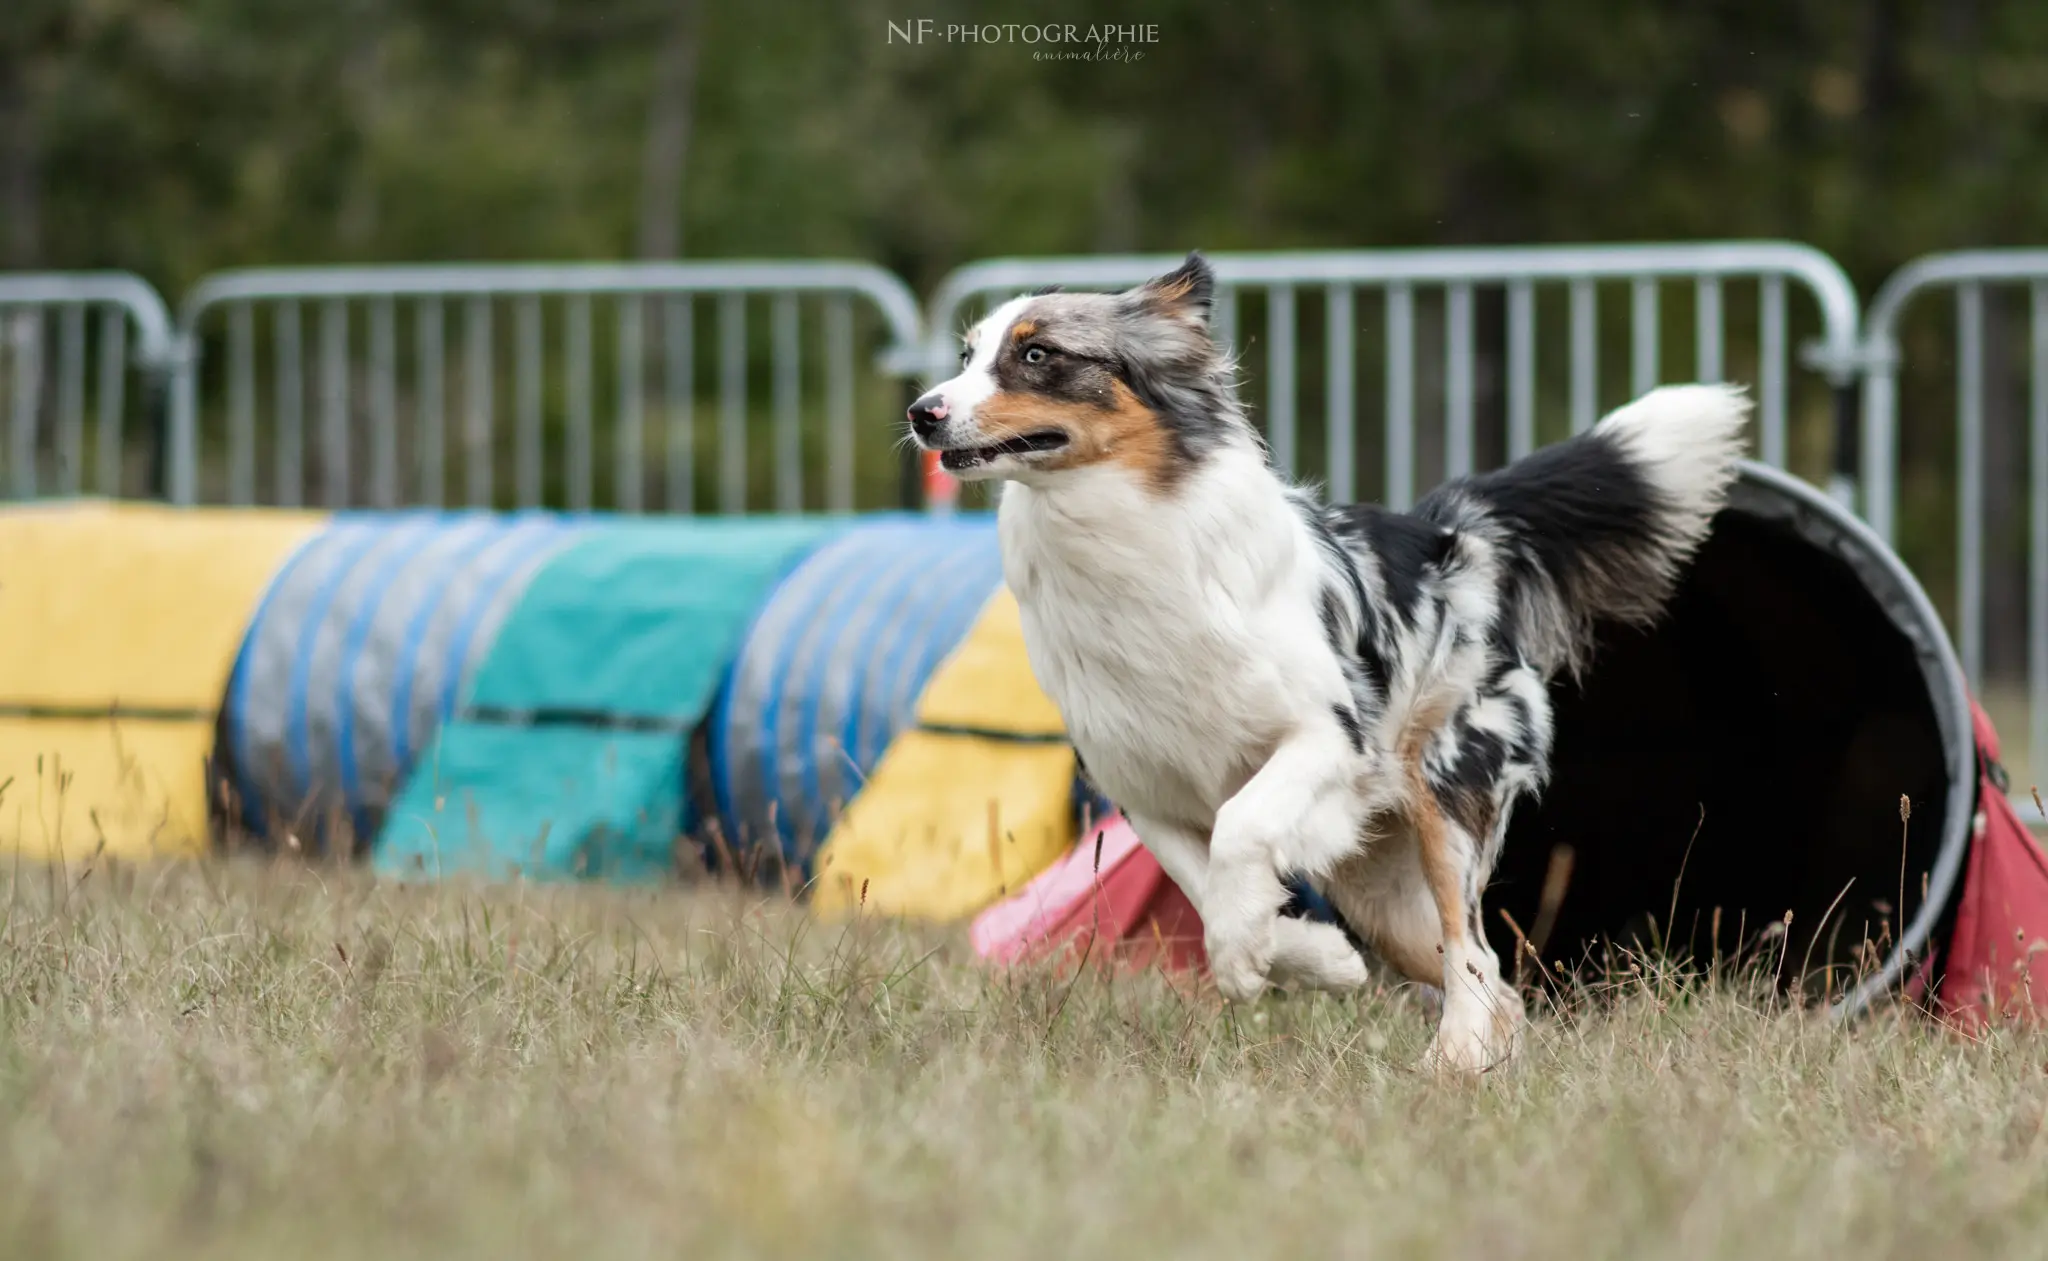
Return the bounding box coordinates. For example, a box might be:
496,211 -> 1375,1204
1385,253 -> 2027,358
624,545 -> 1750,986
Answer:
1932,701 -> 2048,1029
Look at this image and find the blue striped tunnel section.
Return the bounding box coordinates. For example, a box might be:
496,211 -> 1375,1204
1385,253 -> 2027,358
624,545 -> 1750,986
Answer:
707,515 -> 1006,872
219,511 -> 583,848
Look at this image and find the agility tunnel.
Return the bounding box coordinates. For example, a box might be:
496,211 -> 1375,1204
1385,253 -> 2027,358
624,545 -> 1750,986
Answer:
210,508 -> 1081,895
219,510 -> 838,878
0,501 -> 322,859
219,512 -> 588,850
971,463 -> 2048,1024
1483,463 -> 1978,1012
705,517 -> 1005,869
702,516 -> 1085,917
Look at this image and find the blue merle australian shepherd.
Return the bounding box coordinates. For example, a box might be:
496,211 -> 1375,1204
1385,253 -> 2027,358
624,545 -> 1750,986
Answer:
907,253 -> 1748,1073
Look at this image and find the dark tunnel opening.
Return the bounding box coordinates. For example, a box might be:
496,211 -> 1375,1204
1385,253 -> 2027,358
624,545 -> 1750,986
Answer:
1488,472 -> 1964,1002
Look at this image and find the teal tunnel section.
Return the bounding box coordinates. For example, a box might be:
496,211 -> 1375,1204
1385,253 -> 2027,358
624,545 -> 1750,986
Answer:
375,515 -> 837,881
704,515 -> 1006,875
218,511 -> 587,850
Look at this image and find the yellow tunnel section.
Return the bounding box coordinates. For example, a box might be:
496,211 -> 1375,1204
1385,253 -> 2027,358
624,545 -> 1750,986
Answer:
814,586 -> 1077,921
0,501 -> 324,860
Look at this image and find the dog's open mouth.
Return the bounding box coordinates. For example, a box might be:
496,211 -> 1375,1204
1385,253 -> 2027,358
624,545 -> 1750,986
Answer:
938,430 -> 1070,471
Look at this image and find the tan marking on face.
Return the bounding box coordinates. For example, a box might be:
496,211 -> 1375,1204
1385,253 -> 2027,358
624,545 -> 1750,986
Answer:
1009,320 -> 1039,342
974,380 -> 1178,492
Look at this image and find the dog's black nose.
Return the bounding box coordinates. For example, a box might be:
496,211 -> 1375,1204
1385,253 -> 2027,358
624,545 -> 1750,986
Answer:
906,392 -> 949,440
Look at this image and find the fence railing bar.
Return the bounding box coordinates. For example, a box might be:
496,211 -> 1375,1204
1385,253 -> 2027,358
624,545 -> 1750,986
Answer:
1570,279 -> 1596,434
1267,284 -> 1297,477
184,262 -> 921,361
320,298 -> 349,508
370,297 -> 397,509
228,304 -> 254,505
414,297 -> 443,507
275,302 -> 303,508
1860,361 -> 1898,547
567,294 -> 592,512
1631,277 -> 1659,397
1760,276 -> 1787,469
1215,287 -> 1237,358
1446,282 -> 1475,479
826,294 -> 854,514
1695,276 -> 1724,383
773,292 -> 801,513
720,293 -> 746,514
665,297 -> 693,514
57,304 -> 85,496
7,309 -> 41,497
1,274 -> 172,361
1507,279 -> 1535,461
463,296 -> 492,509
1385,283 -> 1415,510
1957,281 -> 1984,688
618,295 -> 645,513
926,245 -> 1859,366
95,308 -> 124,497
515,297 -> 542,509
1325,284 -> 1355,502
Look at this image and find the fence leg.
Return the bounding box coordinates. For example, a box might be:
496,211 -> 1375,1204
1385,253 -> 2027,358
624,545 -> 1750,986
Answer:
1830,382 -> 1860,512
149,367 -> 175,503
898,381 -> 922,510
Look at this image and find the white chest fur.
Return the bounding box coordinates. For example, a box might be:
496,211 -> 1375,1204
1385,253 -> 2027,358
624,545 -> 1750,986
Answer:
996,455 -> 1345,830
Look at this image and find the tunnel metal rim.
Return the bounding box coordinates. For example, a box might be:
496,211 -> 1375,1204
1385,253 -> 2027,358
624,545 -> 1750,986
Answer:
1716,462 -> 1974,1020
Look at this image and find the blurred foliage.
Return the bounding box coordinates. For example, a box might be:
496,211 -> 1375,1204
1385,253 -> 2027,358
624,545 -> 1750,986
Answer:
7,0 -> 2048,668
5,0 -> 2046,294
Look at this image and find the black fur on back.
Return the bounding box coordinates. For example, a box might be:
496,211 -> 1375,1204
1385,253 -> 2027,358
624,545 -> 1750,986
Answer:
1414,426 -> 1679,679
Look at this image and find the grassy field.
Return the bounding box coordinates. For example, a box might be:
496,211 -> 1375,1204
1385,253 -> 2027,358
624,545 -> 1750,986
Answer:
2,855 -> 2046,1261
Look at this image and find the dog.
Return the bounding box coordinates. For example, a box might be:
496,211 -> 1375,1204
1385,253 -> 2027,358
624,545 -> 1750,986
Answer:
906,252 -> 1748,1073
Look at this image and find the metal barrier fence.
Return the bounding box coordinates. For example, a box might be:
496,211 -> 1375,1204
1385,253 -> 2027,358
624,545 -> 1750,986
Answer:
13,245 -> 2048,813
0,273 -> 175,500
1862,250 -> 2048,805
925,243 -> 1864,507
169,262 -> 924,513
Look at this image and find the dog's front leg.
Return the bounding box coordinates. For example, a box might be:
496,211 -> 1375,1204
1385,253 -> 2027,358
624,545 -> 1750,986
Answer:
1204,725 -> 1365,1002
1128,808 -> 1369,995
1122,811 -> 1213,910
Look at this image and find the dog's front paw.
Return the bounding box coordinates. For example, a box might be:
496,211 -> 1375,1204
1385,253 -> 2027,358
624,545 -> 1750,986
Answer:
1205,920 -> 1275,1003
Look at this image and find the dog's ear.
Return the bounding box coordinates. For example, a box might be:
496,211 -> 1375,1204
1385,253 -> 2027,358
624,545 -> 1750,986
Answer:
1128,251 -> 1215,325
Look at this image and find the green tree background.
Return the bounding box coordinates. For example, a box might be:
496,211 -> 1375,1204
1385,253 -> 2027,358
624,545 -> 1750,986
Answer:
10,1 -> 2044,289
4,0 -> 2046,672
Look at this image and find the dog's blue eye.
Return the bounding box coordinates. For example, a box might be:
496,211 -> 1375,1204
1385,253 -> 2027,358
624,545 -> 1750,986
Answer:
958,345 -> 970,366
1024,346 -> 1048,365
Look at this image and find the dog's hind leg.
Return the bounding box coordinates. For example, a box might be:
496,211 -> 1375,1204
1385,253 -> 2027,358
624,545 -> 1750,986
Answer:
1408,785 -> 1522,1074
1330,802 -> 1523,1071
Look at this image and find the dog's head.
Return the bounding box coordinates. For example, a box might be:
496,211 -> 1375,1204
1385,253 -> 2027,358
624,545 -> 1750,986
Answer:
906,252 -> 1246,490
